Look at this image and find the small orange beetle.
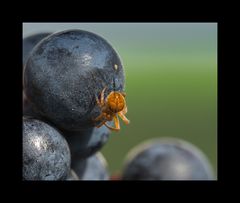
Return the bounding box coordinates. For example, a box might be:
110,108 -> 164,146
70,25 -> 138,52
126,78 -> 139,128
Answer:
93,87 -> 130,132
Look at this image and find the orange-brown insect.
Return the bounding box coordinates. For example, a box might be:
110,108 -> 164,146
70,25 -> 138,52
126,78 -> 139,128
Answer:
93,87 -> 130,132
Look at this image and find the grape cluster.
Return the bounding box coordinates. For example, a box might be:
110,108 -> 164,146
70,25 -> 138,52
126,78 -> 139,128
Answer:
23,30 -> 122,180
23,30 -> 215,181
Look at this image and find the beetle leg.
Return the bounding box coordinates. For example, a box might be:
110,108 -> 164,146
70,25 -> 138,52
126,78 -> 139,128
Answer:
95,95 -> 101,107
118,111 -> 130,125
122,105 -> 128,114
104,115 -> 120,132
96,120 -> 106,128
114,115 -> 120,129
100,87 -> 107,106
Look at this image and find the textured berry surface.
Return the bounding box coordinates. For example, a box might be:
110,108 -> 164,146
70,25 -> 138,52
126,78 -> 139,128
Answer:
63,125 -> 110,159
122,138 -> 215,180
72,153 -> 109,180
23,117 -> 71,180
24,30 -> 125,131
23,32 -> 52,67
23,33 -> 51,115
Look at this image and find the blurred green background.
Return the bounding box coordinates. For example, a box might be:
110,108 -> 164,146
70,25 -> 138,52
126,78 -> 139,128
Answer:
23,23 -> 217,177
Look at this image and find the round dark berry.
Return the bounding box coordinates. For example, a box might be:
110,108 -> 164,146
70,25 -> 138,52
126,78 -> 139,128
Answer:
122,138 -> 215,180
72,153 -> 109,180
23,117 -> 71,180
62,125 -> 110,159
24,29 -> 125,131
